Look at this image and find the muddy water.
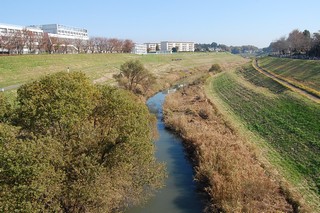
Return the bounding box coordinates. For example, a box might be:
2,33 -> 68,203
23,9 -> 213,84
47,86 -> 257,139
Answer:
127,92 -> 204,213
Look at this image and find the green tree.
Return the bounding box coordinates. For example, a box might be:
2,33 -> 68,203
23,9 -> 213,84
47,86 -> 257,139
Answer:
16,71 -> 98,138
0,93 -> 12,123
3,71 -> 165,212
114,60 -> 156,94
0,123 -> 64,212
172,46 -> 179,52
209,63 -> 223,73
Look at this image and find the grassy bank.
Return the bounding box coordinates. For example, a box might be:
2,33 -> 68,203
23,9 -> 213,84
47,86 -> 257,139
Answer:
258,57 -> 320,92
0,52 -> 246,88
206,64 -> 320,210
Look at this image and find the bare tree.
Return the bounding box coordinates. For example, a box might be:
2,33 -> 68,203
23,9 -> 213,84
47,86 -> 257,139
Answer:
87,38 -> 95,53
122,39 -> 134,53
107,38 -> 122,53
271,36 -> 289,55
288,29 -> 305,54
24,29 -> 37,53
0,34 -> 12,53
74,39 -> 83,53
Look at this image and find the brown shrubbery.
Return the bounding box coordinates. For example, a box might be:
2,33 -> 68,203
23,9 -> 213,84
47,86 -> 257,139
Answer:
163,84 -> 293,212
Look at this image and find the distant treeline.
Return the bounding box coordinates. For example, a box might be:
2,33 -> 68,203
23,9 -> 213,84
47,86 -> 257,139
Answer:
269,29 -> 320,58
0,28 -> 134,54
195,42 -> 260,54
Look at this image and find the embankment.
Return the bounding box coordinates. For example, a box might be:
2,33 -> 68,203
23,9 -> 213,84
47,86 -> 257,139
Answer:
163,79 -> 298,212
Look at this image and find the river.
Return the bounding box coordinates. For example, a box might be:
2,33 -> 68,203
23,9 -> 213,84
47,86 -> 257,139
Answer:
127,91 -> 204,213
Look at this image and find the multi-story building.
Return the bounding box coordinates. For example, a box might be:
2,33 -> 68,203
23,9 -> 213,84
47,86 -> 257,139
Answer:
132,44 -> 147,54
0,23 -> 43,36
0,23 -> 89,54
145,42 -> 161,52
160,41 -> 194,52
33,24 -> 89,40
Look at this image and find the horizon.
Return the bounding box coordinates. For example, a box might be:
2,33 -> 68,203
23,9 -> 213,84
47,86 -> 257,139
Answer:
1,0 -> 320,48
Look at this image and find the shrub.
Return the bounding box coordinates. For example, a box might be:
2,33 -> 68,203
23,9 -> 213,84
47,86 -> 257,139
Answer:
209,64 -> 222,73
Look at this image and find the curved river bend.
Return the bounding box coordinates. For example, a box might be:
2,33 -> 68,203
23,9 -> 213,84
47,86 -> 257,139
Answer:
128,92 -> 204,213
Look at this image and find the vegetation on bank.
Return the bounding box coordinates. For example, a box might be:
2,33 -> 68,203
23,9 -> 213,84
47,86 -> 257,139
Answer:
0,71 -> 165,212
163,76 -> 293,212
258,56 -> 320,92
208,64 -> 320,210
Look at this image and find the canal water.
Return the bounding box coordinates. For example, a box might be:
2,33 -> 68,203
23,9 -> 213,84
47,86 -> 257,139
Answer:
127,92 -> 204,213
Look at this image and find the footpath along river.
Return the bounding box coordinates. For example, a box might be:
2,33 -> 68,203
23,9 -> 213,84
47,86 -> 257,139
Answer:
127,91 -> 204,213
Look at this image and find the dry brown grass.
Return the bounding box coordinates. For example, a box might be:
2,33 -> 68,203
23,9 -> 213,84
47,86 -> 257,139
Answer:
163,83 -> 294,212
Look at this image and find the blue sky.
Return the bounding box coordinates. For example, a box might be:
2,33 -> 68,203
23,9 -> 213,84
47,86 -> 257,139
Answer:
1,0 -> 319,48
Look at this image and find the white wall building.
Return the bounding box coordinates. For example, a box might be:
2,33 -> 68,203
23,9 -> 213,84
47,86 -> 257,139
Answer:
0,23 -> 44,54
1,23 -> 89,41
34,24 -> 89,40
0,23 -> 89,54
145,42 -> 161,52
132,44 -> 147,54
0,23 -> 43,35
160,41 -> 194,52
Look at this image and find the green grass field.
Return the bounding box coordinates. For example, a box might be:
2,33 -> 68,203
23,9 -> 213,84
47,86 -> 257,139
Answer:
0,52 -> 247,88
258,57 -> 320,92
207,64 -> 320,209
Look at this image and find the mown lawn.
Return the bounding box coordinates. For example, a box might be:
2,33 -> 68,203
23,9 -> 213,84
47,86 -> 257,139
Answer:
0,52 -> 246,88
208,65 -> 320,208
258,56 -> 320,91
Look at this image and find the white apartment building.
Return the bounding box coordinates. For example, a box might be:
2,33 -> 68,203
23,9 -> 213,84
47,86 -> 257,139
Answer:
0,23 -> 89,41
160,41 -> 194,52
132,44 -> 147,54
34,24 -> 89,40
145,42 -> 161,52
0,23 -> 44,54
0,23 -> 43,35
0,23 -> 89,54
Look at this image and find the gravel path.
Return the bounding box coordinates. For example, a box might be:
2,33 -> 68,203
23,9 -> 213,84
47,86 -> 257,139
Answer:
253,59 -> 320,104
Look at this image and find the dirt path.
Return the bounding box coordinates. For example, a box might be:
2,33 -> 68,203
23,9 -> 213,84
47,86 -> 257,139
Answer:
1,84 -> 22,92
253,59 -> 320,104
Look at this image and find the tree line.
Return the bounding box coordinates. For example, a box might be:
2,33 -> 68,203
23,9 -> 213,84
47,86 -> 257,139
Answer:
0,68 -> 165,212
195,42 -> 260,54
0,29 -> 134,54
269,29 -> 320,58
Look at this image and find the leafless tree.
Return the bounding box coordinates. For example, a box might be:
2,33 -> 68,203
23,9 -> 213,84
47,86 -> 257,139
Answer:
74,39 -> 83,53
271,36 -> 289,55
122,39 -> 134,53
23,29 -> 37,53
287,29 -> 305,53
107,38 -> 122,53
87,38 -> 95,53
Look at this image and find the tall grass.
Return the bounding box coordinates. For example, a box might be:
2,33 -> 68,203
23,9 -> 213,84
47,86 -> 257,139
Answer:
163,81 -> 293,212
